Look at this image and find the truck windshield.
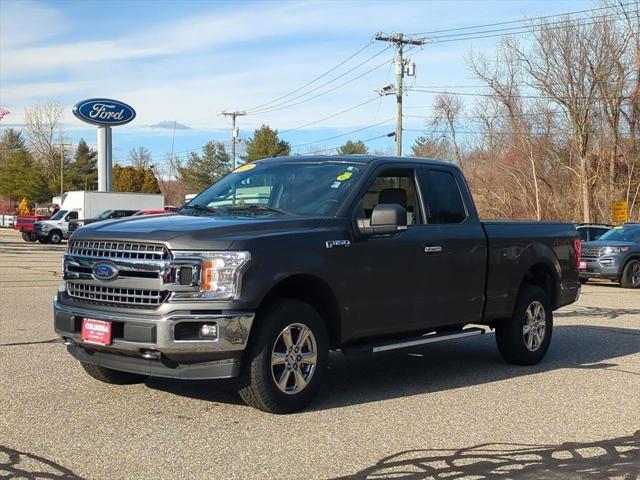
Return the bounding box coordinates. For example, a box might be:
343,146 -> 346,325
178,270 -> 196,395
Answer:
599,226 -> 640,242
49,210 -> 67,221
183,162 -> 364,216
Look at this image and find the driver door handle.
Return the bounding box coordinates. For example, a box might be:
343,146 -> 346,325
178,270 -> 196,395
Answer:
424,245 -> 443,254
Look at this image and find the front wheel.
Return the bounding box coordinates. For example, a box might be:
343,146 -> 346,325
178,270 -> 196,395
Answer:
37,236 -> 50,244
48,231 -> 63,244
80,362 -> 148,384
21,232 -> 37,242
620,259 -> 640,289
495,285 -> 553,366
237,300 -> 328,414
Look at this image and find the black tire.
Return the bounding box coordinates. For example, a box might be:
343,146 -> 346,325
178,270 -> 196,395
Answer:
21,232 -> 37,242
237,299 -> 328,414
579,277 -> 588,284
48,230 -> 63,244
495,285 -> 553,366
37,237 -> 50,244
620,259 -> 640,289
80,361 -> 148,385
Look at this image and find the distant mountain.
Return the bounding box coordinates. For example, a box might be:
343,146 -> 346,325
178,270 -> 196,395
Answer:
148,121 -> 191,130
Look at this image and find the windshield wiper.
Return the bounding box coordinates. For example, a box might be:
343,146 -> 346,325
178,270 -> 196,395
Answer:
180,204 -> 222,215
221,205 -> 289,215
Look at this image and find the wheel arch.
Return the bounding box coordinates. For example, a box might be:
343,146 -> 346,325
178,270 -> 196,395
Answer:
518,261 -> 559,310
256,274 -> 342,349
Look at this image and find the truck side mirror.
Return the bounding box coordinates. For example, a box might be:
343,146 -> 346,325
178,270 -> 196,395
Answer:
358,204 -> 407,236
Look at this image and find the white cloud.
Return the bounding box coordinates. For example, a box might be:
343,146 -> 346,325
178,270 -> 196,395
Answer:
0,0 -> 70,48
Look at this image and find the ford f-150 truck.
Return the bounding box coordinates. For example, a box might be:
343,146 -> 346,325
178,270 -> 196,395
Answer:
54,156 -> 581,413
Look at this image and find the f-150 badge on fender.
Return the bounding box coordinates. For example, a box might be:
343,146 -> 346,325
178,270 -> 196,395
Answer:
325,240 -> 351,249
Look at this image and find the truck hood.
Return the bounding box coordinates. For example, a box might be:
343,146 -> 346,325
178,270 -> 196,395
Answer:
70,213 -> 324,250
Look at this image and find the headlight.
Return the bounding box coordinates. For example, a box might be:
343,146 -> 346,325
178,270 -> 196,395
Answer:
603,246 -> 629,254
40,224 -> 49,232
170,251 -> 250,300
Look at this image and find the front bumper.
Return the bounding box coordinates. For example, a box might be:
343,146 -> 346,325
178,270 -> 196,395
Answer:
579,256 -> 621,280
54,297 -> 254,379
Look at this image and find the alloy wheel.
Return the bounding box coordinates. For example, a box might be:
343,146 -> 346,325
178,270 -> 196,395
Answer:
271,323 -> 317,395
523,300 -> 546,352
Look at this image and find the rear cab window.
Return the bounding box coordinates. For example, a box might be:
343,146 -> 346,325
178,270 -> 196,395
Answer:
417,168 -> 467,224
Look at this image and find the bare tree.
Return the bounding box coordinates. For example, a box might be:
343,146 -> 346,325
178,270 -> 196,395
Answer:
431,93 -> 464,168
23,101 -> 65,176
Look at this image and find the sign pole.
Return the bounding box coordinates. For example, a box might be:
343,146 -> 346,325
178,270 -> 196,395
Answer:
97,126 -> 113,192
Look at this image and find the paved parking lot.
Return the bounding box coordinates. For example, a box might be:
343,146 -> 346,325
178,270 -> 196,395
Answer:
0,228 -> 638,479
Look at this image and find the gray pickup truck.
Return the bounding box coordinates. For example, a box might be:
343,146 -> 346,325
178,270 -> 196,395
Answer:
54,156 -> 581,413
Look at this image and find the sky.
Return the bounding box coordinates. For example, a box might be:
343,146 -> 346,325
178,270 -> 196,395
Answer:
0,0 -> 589,170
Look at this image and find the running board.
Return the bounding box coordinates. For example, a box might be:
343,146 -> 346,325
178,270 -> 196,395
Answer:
342,327 -> 486,355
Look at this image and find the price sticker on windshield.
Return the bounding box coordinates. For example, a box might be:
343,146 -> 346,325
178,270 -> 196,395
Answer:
234,163 -> 256,173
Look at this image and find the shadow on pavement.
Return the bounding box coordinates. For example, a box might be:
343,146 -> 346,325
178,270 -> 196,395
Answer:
147,324 -> 640,410
0,445 -> 84,479
332,430 -> 640,479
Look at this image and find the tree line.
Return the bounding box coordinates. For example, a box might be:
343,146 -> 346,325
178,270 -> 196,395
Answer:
410,2 -> 639,223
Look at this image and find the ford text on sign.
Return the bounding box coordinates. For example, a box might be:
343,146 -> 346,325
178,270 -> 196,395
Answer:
73,98 -> 136,126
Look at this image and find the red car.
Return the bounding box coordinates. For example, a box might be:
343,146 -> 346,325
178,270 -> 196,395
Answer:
132,209 -> 175,216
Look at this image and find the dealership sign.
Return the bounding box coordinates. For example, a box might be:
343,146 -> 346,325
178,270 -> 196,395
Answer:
72,98 -> 136,126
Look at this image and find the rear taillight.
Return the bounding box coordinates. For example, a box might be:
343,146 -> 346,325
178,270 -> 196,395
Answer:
572,239 -> 581,270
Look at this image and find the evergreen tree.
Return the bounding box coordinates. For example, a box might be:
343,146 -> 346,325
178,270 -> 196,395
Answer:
177,141 -> 231,192
0,128 -> 26,167
0,150 -> 50,203
338,139 -> 369,155
242,125 -> 290,163
68,139 -> 98,190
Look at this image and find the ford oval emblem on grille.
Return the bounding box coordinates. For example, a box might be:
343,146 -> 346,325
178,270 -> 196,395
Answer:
92,263 -> 118,281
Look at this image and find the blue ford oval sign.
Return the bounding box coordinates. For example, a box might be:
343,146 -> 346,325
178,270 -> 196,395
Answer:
92,262 -> 119,281
73,98 -> 136,126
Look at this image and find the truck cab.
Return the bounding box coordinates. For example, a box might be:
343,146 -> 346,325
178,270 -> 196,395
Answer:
33,209 -> 79,244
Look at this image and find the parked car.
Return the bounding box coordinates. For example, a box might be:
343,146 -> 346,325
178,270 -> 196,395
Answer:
132,209 -> 176,216
576,223 -> 612,242
34,191 -> 165,243
579,223 -> 640,288
14,215 -> 50,242
54,155 -> 581,413
68,209 -> 139,235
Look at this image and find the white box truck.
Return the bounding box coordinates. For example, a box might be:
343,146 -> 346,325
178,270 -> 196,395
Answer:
33,191 -> 164,244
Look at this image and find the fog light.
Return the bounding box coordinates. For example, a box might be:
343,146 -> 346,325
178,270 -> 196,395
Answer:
200,324 -> 218,339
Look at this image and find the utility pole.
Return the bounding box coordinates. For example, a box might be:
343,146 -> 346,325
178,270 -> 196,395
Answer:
56,142 -> 72,199
220,111 -> 246,169
374,33 -> 426,156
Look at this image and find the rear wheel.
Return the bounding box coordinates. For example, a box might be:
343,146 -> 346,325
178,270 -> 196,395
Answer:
579,277 -> 588,284
48,231 -> 63,244
37,237 -> 50,244
495,285 -> 553,366
620,259 -> 640,289
80,361 -> 148,384
237,300 -> 328,414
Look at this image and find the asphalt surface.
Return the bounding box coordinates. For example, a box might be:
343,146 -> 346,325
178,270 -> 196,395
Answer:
0,228 -> 638,479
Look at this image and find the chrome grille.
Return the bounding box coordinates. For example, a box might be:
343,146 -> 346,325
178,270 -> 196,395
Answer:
68,240 -> 169,261
67,282 -> 167,307
581,246 -> 605,257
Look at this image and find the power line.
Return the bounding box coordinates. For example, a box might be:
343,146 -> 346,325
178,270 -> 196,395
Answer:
290,117 -> 395,149
246,47 -> 392,115
303,132 -> 395,155
246,58 -> 391,116
423,13 -> 636,44
280,97 -> 381,134
242,40 -> 375,112
407,87 -> 632,101
407,3 -> 637,36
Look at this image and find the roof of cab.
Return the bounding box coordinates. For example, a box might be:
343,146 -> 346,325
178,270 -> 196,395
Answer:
256,155 -> 455,168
